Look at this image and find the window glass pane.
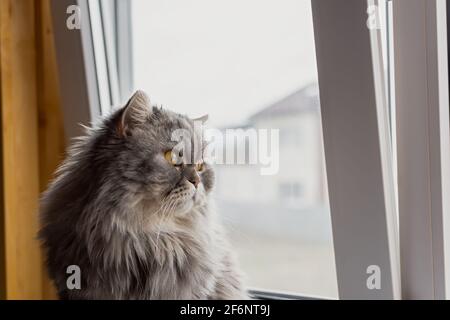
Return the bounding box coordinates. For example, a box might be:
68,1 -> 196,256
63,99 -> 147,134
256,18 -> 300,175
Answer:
132,0 -> 337,298
379,0 -> 398,223
379,0 -> 395,134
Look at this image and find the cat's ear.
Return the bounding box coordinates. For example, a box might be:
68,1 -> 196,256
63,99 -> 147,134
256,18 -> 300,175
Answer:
192,114 -> 209,123
118,90 -> 151,137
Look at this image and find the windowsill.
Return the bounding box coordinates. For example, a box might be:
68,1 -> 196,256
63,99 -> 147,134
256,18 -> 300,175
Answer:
248,288 -> 329,300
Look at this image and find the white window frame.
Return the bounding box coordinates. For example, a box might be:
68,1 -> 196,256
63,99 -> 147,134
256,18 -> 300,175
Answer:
51,0 -> 132,140
312,0 -> 400,299
51,0 -> 101,139
393,0 -> 450,299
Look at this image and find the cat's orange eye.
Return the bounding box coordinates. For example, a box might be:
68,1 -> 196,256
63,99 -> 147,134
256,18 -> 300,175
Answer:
195,162 -> 204,172
164,150 -> 177,165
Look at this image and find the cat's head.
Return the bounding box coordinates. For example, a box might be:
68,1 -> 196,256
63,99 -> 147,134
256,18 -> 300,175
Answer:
109,90 -> 214,217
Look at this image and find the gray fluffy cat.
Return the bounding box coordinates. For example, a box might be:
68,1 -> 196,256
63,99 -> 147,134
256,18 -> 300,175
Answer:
39,91 -> 247,300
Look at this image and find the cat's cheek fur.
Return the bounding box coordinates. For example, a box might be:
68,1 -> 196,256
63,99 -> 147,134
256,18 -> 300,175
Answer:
174,200 -> 194,217
200,167 -> 215,192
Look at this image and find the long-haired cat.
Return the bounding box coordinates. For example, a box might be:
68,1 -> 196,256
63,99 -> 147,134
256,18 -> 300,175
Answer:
39,91 -> 247,299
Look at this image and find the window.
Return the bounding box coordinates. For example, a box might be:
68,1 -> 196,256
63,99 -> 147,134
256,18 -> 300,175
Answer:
130,0 -> 337,298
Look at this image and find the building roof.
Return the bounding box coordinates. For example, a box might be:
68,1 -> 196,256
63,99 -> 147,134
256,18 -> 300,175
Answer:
249,83 -> 320,122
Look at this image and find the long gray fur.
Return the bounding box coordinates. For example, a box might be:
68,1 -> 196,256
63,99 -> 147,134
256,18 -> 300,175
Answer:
38,91 -> 247,299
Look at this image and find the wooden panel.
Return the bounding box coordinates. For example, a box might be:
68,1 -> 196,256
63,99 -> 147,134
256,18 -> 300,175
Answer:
0,0 -> 5,300
0,0 -> 42,299
35,0 -> 65,300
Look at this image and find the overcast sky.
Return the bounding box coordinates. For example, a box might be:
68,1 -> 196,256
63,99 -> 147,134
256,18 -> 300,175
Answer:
132,0 -> 318,127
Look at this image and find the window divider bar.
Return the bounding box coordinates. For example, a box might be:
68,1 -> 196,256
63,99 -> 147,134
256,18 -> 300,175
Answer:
311,0 -> 400,299
115,0 -> 134,103
50,0 -> 102,140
